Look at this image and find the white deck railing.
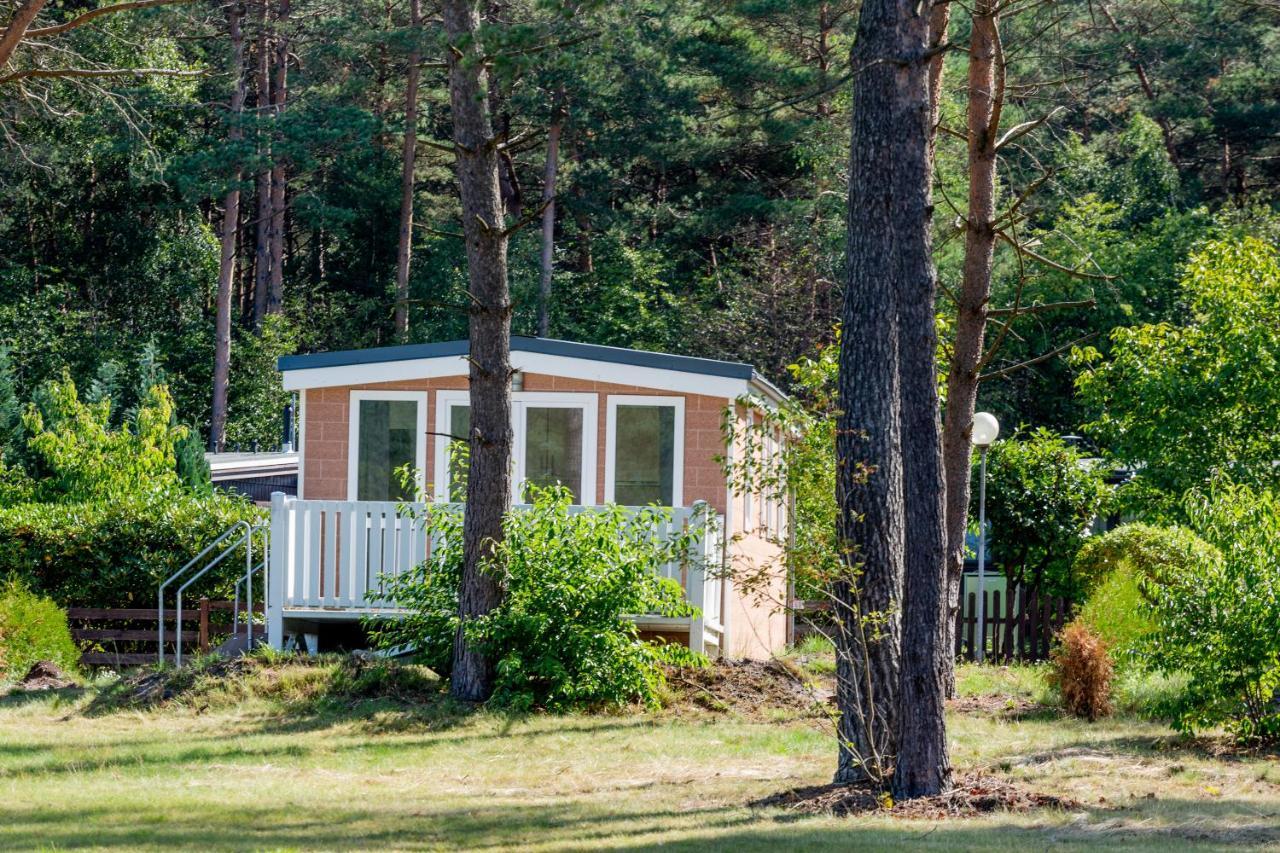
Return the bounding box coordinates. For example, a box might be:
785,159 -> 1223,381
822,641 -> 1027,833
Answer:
266,494 -> 724,651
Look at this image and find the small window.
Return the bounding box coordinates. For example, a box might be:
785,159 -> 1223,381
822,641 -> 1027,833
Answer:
607,397 -> 684,507
613,405 -> 676,505
352,396 -> 423,501
523,406 -> 585,501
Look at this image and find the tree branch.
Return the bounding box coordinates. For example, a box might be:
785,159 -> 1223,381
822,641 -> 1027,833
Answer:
979,332 -> 1099,382
500,197 -> 553,239
0,66 -> 203,85
987,297 -> 1095,317
994,106 -> 1065,152
23,0 -> 193,39
0,0 -> 48,68
996,229 -> 1114,280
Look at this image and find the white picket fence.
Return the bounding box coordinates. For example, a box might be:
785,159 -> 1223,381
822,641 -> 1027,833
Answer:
266,493 -> 724,651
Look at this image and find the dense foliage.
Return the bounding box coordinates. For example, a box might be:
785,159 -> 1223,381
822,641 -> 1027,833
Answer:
372,488 -> 702,711
2,0 -> 1278,448
0,580 -> 79,681
1142,483 -> 1280,742
0,371 -> 260,607
1077,239 -> 1280,518
1071,523 -> 1218,672
981,430 -> 1110,599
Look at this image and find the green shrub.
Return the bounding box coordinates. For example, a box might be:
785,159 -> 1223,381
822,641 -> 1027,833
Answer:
1074,522 -> 1220,593
0,580 -> 79,681
20,373 -> 188,503
0,489 -> 263,607
984,430 -> 1111,599
1075,566 -> 1153,669
1074,524 -> 1220,671
1142,481 -> 1280,742
371,487 -> 704,711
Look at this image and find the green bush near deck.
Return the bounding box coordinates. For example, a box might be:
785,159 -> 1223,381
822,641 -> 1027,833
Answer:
0,579 -> 79,681
370,487 -> 704,712
0,491 -> 262,608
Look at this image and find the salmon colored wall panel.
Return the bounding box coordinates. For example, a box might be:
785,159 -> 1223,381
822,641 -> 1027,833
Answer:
721,405 -> 789,659
300,372 -> 732,511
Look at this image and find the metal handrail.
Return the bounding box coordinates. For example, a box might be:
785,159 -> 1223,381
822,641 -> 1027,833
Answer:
158,521 -> 251,664
233,523 -> 270,642
233,558 -> 266,640
174,523 -> 267,666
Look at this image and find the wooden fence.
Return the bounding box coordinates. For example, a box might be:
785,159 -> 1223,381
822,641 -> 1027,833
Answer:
954,584 -> 1072,663
69,599 -> 263,667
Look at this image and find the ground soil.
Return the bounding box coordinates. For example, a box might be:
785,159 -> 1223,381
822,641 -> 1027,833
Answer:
752,772 -> 1080,819
947,693 -> 1052,718
15,661 -> 77,692
664,658 -> 833,721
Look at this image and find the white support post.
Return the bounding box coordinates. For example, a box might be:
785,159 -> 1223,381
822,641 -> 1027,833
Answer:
268,492 -> 289,649
686,501 -> 707,655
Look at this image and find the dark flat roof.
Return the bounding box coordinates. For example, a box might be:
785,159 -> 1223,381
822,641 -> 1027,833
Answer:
279,336 -> 758,381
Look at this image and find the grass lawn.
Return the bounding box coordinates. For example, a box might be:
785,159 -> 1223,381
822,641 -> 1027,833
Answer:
1,660 -> 1279,851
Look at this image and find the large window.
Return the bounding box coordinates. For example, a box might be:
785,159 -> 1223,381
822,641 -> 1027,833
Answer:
606,396 -> 684,507
435,392 -> 597,504
348,392 -> 426,501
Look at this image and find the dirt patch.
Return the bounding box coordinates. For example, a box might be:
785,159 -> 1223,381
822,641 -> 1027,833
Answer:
948,694 -> 1053,718
16,661 -> 77,692
752,772 -> 1079,819
665,658 -> 832,721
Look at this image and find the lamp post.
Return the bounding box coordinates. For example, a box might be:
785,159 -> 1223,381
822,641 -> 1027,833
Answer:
971,411 -> 1000,663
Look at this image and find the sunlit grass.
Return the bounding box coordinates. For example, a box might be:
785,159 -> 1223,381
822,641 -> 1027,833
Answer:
0,660 -> 1277,850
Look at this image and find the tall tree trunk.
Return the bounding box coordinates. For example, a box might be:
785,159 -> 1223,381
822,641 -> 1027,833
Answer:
211,0 -> 247,453
537,91 -> 564,338
266,0 -> 289,314
0,1 -> 48,69
252,0 -> 272,327
393,0 -> 423,340
833,0 -> 910,787
892,0 -> 951,797
443,0 -> 512,703
940,0 -> 1000,697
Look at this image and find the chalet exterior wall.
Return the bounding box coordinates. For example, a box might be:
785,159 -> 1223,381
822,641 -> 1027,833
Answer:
300,373 -> 729,510
286,344 -> 788,660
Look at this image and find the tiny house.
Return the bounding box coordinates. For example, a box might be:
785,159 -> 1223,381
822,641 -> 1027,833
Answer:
267,336 -> 789,659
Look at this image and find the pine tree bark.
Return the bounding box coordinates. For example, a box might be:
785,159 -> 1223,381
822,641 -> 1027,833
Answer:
393,0 -> 423,340
834,0 -> 909,786
892,0 -> 952,796
443,0 -> 512,703
537,91 -> 564,338
252,0 -> 272,327
941,0 -> 1000,697
266,0 -> 289,314
211,0 -> 247,453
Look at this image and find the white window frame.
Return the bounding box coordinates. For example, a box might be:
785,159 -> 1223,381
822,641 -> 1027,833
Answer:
604,395 -> 686,507
347,390 -> 428,501
433,390 -> 598,505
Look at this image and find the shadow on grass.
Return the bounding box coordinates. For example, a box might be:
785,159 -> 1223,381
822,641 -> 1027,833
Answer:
0,685 -> 85,709
3,793 -> 1278,850
1004,731 -> 1280,768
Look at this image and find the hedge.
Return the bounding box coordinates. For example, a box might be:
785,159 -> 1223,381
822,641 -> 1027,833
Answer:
0,489 -> 264,608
